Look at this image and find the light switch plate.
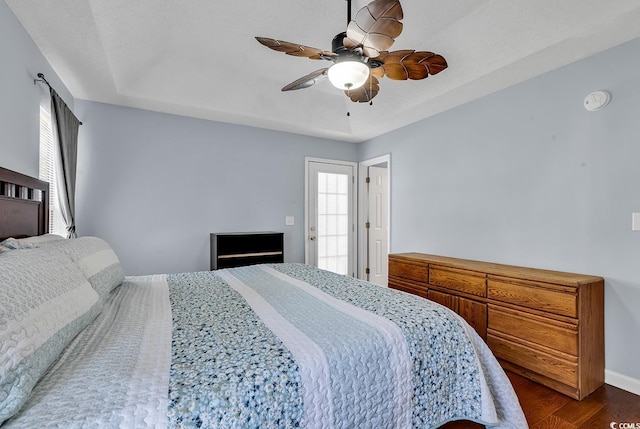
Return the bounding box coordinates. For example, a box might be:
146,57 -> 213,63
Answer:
633,213 -> 640,231
285,216 -> 295,226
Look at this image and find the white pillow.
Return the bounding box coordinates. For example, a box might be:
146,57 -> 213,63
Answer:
1,234 -> 65,249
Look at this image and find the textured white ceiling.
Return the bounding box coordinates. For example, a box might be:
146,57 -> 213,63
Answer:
7,0 -> 640,142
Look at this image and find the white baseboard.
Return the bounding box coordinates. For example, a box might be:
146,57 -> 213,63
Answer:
605,369 -> 640,396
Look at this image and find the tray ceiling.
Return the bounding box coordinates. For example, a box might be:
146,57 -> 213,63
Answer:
7,0 -> 640,142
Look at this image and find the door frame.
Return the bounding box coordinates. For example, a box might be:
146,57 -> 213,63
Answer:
357,154 -> 391,281
304,157 -> 358,276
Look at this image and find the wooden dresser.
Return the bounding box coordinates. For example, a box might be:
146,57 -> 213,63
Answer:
388,252 -> 604,400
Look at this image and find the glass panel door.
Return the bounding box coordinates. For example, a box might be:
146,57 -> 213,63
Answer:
306,159 -> 355,276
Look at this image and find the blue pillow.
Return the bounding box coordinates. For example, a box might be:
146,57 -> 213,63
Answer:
38,236 -> 125,301
0,246 -> 101,424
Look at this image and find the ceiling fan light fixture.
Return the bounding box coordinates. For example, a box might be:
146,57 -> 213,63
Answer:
327,59 -> 370,90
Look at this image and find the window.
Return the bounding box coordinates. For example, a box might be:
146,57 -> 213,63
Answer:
39,106 -> 66,236
316,172 -> 350,275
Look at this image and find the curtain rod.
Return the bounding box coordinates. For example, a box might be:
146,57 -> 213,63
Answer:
33,72 -> 53,90
34,73 -> 83,125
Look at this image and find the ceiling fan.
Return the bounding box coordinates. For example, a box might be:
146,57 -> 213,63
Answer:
256,0 -> 447,103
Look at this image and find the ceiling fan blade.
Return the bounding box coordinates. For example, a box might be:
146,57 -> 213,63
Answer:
370,65 -> 386,79
256,37 -> 337,60
346,75 -> 380,102
377,50 -> 448,80
343,0 -> 403,58
282,68 -> 329,91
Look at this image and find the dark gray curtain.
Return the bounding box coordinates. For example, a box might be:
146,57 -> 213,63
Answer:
50,88 -> 81,239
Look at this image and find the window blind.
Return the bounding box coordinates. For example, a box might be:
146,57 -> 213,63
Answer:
39,106 -> 66,236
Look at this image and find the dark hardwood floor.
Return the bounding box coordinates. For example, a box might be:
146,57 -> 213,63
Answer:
442,371 -> 640,428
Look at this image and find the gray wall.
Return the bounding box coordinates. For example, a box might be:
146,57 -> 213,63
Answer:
359,37 -> 640,382
0,1 -> 73,177
74,101 -> 358,275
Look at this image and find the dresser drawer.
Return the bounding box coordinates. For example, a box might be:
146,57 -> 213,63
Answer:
429,265 -> 486,297
487,334 -> 578,388
388,276 -> 428,298
488,305 -> 578,356
389,260 -> 427,283
488,276 -> 577,318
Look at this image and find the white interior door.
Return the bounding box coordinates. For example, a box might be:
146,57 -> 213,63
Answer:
358,154 -> 391,285
306,159 -> 356,276
366,166 -> 389,286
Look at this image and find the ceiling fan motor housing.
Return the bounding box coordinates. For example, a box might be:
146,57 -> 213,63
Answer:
332,32 -> 349,53
332,31 -> 383,69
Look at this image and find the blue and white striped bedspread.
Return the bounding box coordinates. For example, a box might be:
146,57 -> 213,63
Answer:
166,264 -> 526,428
4,263 -> 526,428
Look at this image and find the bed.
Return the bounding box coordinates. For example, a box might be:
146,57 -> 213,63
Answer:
0,166 -> 527,428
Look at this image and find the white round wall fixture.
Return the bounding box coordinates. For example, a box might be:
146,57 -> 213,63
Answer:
584,90 -> 611,111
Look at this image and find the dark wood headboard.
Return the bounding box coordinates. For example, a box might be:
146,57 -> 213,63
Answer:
0,166 -> 49,241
